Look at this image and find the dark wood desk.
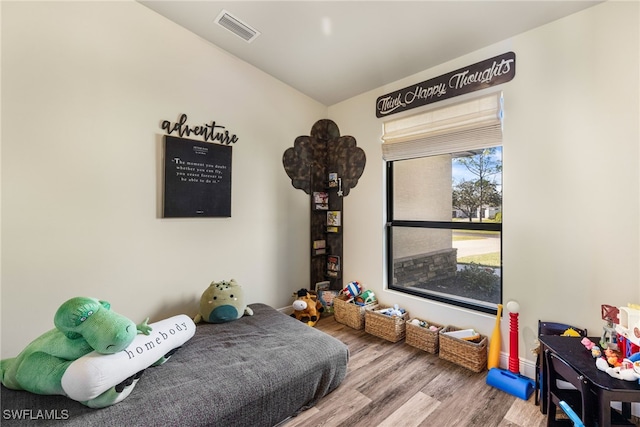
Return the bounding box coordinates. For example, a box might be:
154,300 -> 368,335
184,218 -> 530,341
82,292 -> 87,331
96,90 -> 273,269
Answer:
539,335 -> 640,427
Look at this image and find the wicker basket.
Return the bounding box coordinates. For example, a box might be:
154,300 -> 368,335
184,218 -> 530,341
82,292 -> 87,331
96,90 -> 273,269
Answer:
438,326 -> 488,372
405,319 -> 444,354
333,295 -> 376,330
364,306 -> 409,343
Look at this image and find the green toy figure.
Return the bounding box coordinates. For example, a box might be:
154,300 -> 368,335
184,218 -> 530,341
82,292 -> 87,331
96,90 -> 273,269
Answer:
0,297 -> 152,408
194,279 -> 253,323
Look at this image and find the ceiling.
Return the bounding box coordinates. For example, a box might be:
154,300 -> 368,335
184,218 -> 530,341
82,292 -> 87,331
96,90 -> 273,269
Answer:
139,1 -> 601,106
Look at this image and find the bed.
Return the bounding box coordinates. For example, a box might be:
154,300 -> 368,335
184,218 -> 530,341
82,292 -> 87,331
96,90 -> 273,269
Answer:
1,303 -> 349,426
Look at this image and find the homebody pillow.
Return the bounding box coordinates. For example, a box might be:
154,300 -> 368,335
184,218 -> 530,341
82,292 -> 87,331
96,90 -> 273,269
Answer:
61,314 -> 195,401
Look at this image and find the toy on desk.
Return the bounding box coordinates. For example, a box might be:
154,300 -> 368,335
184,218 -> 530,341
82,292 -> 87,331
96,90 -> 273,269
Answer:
581,337 -> 596,350
597,352 -> 640,382
587,302 -> 640,382
615,303 -> 640,351
604,347 -> 623,367
600,304 -> 620,350
581,337 -> 602,358
594,346 -> 630,379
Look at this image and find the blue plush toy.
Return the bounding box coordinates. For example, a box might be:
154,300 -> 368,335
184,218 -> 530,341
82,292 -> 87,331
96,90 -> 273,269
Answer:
380,304 -> 406,317
194,279 -> 253,323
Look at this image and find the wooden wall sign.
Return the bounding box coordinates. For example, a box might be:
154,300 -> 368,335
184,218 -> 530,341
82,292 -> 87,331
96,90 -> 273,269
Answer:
163,136 -> 232,218
161,114 -> 239,145
376,51 -> 516,118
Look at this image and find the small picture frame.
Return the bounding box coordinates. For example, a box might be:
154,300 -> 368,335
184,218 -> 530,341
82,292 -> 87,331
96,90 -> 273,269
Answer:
319,289 -> 339,315
327,255 -> 340,274
328,173 -> 339,188
315,280 -> 330,293
315,281 -> 335,315
312,239 -> 326,256
313,191 -> 329,210
327,211 -> 341,226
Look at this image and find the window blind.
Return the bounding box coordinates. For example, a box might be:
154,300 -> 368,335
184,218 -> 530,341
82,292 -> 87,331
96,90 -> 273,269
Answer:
381,92 -> 503,161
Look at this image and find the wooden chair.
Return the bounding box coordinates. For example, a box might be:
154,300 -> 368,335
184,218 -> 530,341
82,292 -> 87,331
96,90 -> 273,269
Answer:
545,349 -> 594,426
535,321 -> 587,407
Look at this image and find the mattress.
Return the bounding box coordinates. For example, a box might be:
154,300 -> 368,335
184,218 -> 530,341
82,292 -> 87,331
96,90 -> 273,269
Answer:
1,303 -> 349,426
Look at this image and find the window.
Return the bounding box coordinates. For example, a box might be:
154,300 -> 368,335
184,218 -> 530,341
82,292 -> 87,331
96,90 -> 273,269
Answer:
383,93 -> 503,314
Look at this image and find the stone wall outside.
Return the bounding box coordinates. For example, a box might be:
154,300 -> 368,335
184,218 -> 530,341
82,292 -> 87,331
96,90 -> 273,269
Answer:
393,248 -> 457,287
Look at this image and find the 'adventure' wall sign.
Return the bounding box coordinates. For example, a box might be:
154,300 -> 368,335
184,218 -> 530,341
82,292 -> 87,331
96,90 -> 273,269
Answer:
376,51 -> 516,118
160,114 -> 236,218
161,114 -> 239,145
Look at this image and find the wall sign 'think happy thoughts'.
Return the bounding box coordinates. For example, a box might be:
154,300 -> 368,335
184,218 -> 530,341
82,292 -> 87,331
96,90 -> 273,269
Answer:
376,52 -> 516,118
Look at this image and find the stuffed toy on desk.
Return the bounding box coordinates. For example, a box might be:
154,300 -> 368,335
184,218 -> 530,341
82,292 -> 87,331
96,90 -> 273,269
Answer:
0,297 -> 194,408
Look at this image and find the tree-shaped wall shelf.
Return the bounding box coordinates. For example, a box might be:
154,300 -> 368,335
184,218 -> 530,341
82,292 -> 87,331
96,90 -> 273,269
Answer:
283,119 -> 366,291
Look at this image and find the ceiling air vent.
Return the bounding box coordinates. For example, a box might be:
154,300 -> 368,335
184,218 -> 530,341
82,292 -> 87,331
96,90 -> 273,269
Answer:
215,10 -> 260,43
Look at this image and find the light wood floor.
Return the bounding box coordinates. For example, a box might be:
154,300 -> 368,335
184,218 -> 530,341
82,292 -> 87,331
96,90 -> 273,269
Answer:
280,314 -> 548,427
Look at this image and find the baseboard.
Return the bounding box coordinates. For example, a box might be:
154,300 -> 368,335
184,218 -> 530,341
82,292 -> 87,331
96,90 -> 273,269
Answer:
498,352 -> 536,380
278,306 -> 294,315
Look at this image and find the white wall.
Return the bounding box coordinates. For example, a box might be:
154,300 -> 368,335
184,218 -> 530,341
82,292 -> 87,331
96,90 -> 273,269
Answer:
2,1 -> 638,372
330,0 -> 639,369
1,1 -> 325,358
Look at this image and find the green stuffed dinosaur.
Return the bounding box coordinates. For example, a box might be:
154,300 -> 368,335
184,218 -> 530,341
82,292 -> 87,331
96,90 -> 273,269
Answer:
0,297 -> 152,408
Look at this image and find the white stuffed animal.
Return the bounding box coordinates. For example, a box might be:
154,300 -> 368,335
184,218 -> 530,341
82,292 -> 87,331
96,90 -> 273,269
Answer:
596,353 -> 640,381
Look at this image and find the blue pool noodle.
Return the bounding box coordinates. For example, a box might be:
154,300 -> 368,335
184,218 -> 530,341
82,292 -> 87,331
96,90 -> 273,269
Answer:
486,367 -> 535,400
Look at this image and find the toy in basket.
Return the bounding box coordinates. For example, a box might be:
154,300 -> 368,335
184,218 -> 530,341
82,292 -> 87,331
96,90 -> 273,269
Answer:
406,318 -> 444,354
365,304 -> 409,343
439,325 -> 488,372
333,281 -> 377,330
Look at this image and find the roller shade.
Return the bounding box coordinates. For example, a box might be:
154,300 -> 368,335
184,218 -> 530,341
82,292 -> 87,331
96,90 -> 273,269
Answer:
382,92 -> 503,161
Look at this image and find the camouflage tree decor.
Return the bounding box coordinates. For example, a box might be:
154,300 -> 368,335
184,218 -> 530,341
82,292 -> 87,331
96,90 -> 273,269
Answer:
282,120 -> 365,196
282,119 -> 366,291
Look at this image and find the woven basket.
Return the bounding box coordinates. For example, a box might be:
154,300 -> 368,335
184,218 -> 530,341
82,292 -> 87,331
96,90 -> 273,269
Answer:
405,319 -> 444,354
333,295 -> 376,330
438,326 -> 488,372
364,306 -> 409,343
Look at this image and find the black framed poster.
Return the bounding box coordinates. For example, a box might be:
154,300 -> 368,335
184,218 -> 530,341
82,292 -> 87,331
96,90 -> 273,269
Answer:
163,135 -> 232,217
